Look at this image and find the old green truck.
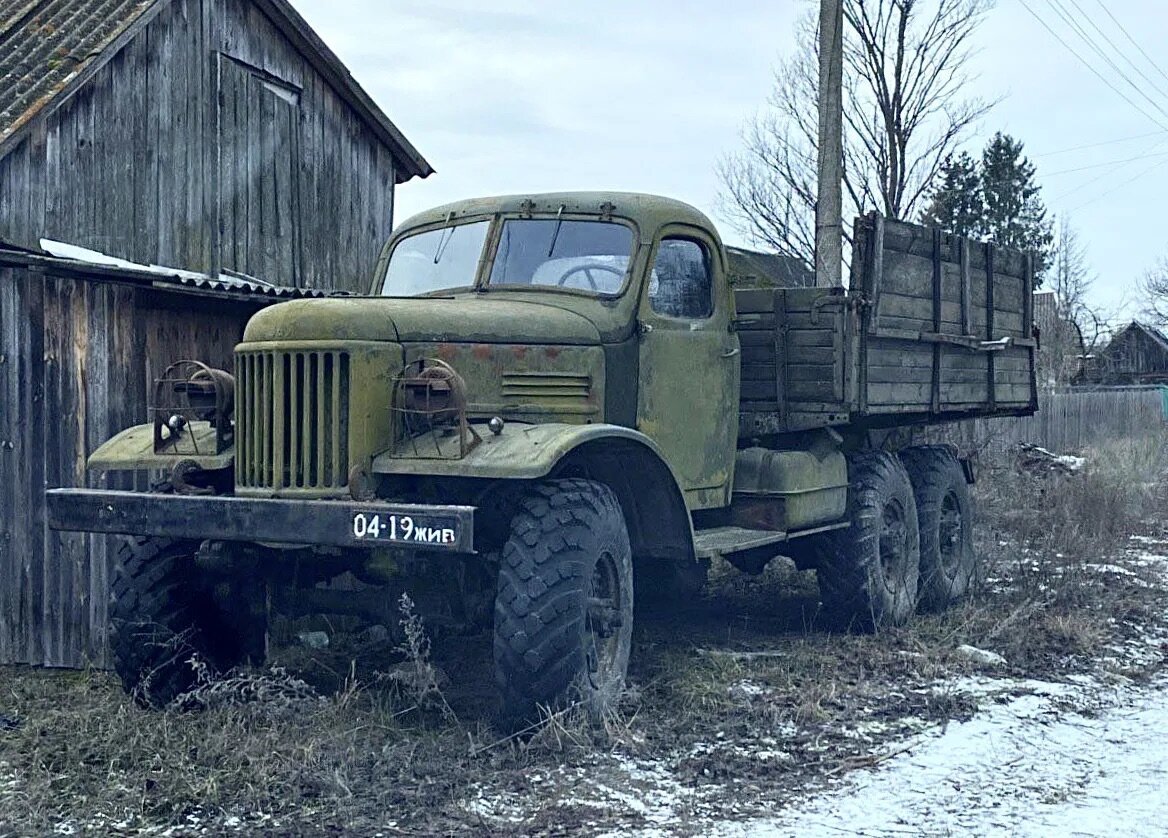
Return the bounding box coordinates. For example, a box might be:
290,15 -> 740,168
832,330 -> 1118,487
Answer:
46,192 -> 1037,718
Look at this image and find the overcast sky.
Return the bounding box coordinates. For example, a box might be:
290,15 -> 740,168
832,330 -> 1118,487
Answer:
290,0 -> 1168,319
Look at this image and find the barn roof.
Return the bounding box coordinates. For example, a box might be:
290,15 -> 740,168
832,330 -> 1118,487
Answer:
1116,321 -> 1168,355
0,0 -> 433,182
725,245 -> 814,288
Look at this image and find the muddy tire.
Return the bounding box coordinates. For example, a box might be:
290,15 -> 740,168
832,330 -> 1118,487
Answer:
899,446 -> 977,611
110,537 -> 254,708
813,452 -> 920,630
493,479 -> 634,722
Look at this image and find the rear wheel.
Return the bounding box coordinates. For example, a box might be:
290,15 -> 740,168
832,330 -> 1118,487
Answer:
899,446 -> 977,611
813,452 -> 920,630
110,537 -> 261,708
493,479 -> 634,722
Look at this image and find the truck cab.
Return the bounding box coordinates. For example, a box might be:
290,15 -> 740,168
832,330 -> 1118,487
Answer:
234,192 -> 740,509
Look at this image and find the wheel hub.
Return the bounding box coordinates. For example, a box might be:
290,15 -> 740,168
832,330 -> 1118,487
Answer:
879,499 -> 908,592
938,490 -> 964,574
585,551 -> 623,684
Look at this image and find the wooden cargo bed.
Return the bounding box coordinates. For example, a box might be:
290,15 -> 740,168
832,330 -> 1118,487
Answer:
737,214 -> 1038,437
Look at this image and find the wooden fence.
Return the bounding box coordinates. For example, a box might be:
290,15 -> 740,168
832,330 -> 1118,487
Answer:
940,386 -> 1168,453
0,252 -> 316,668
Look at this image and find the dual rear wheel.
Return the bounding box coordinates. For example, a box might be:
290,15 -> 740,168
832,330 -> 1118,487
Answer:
813,447 -> 976,630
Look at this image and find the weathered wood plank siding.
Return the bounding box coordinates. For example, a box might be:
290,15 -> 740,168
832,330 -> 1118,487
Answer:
0,0 -> 397,293
938,387 -> 1168,453
0,266 -> 262,666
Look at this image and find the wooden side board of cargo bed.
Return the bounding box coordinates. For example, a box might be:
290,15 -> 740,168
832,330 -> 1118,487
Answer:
737,214 -> 1039,438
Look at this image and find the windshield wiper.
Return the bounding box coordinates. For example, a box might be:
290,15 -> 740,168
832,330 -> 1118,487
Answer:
432,211 -> 456,264
546,205 -> 566,257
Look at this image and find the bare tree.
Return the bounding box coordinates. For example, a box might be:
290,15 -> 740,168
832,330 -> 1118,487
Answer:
719,0 -> 994,266
1038,219 -> 1103,388
1139,255 -> 1168,329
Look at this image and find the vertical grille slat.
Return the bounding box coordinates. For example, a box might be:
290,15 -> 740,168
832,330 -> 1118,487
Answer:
308,354 -> 319,483
289,353 -> 300,487
235,349 -> 350,491
330,353 -> 342,485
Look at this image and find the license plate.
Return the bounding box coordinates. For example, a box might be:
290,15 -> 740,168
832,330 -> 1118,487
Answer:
350,510 -> 461,547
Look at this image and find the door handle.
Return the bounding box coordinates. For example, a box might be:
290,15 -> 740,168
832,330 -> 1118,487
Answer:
721,346 -> 740,359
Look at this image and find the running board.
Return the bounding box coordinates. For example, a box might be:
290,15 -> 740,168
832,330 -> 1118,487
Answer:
693,526 -> 788,559
692,521 -> 850,560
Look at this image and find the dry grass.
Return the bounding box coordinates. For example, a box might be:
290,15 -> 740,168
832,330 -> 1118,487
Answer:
1,434 -> 1166,835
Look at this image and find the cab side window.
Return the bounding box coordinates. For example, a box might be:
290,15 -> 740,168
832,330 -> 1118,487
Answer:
649,238 -> 713,319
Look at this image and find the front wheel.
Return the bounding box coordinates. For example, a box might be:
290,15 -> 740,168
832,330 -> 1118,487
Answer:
110,537 -> 262,708
493,479 -> 634,722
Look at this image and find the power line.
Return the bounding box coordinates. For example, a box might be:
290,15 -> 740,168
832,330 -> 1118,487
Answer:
1092,0 -> 1168,87
1064,0 -> 1168,103
1037,130 -> 1167,157
1053,138 -> 1168,201
1018,0 -> 1168,133
1069,155 -> 1168,213
1044,148 -> 1168,176
1043,0 -> 1168,127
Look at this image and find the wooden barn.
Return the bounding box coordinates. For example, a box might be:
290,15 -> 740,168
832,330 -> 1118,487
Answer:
1079,321 -> 1168,386
0,0 -> 431,667
0,0 -> 432,290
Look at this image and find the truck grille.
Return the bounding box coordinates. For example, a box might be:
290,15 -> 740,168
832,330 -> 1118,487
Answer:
236,350 -> 350,490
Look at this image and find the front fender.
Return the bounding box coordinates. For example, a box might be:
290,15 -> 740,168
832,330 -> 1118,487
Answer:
87,422 -> 234,472
370,422 -> 674,481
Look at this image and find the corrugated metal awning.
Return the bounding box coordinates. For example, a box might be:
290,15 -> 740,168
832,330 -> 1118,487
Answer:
0,245 -> 335,301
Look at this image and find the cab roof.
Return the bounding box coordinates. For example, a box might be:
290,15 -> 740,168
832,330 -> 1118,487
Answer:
393,192 -> 720,244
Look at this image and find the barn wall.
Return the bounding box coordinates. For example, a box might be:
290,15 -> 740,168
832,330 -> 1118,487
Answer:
213,0 -> 398,291
0,266 -> 262,667
0,0 -> 398,293
1097,329 -> 1168,384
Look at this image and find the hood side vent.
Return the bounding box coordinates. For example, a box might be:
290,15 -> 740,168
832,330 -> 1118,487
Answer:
500,372 -> 597,417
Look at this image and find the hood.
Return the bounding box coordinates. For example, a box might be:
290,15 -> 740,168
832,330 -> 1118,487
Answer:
242,296 -> 603,345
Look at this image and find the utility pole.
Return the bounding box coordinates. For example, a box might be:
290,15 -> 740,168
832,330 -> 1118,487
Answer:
816,0 -> 844,288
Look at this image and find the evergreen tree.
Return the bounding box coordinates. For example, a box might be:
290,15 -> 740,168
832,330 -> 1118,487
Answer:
919,152 -> 983,238
980,133 -> 1054,280
920,134 -> 1054,285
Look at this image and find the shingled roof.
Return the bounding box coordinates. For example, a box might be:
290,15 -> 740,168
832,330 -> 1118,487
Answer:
726,245 -> 815,289
0,0 -> 153,145
0,0 -> 432,181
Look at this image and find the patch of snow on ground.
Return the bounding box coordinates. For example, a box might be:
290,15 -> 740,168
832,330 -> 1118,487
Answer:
714,677 -> 1168,837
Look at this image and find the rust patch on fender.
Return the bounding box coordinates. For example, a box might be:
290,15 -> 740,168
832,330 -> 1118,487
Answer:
436,343 -> 459,362
472,344 -> 491,360
544,346 -> 561,359
512,345 -> 528,360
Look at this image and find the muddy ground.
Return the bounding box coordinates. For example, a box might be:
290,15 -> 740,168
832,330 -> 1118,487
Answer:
2,440 -> 1167,836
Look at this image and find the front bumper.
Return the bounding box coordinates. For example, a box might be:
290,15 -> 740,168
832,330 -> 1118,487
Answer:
45,489 -> 475,553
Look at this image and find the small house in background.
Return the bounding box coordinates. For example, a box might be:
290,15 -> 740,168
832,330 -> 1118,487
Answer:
726,245 -> 814,288
1079,321 -> 1168,386
0,0 -> 430,668
0,0 -> 432,290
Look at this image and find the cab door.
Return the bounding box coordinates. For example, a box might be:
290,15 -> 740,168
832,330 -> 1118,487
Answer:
636,227 -> 739,509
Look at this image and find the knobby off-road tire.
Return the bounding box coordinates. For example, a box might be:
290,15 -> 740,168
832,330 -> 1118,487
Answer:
814,452 -> 921,631
899,446 -> 977,611
493,479 -> 634,723
110,536 -> 255,708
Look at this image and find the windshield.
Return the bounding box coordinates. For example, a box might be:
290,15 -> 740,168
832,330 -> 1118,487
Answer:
381,220 -> 489,296
490,219 -> 634,294
381,216 -> 635,297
